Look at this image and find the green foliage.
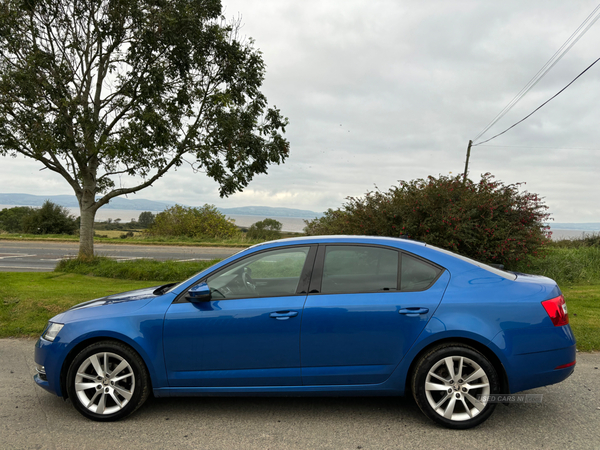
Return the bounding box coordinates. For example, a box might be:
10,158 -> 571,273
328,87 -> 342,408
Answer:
0,206 -> 36,232
55,257 -> 218,282
513,246 -> 600,286
304,173 -> 551,268
551,232 -> 600,248
0,201 -> 76,234
246,218 -> 283,240
21,200 -> 77,235
0,0 -> 289,257
146,204 -> 239,239
138,211 -> 155,228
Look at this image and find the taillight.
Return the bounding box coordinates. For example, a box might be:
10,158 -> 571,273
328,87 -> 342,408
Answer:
541,295 -> 569,327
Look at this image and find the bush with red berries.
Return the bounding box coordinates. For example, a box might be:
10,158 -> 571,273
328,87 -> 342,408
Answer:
304,173 -> 551,268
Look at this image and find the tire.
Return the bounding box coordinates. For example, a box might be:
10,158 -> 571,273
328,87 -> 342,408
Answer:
411,343 -> 500,429
66,341 -> 150,422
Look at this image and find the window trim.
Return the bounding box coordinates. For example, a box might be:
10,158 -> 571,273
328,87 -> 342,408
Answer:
174,244 -> 318,303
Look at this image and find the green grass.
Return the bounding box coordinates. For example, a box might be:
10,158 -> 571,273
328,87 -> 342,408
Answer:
561,284 -> 600,352
55,257 -> 219,281
513,246 -> 600,286
0,272 -> 161,337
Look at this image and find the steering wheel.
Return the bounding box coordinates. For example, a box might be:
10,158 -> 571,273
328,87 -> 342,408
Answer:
242,269 -> 257,293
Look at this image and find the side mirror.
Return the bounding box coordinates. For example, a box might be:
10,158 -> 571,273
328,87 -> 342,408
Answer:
187,282 -> 212,302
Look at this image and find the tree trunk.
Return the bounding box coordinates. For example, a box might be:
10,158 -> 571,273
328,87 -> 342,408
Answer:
78,189 -> 98,259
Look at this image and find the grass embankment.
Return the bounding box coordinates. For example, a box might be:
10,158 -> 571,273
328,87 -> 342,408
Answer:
55,257 -> 218,281
515,246 -> 600,285
0,272 -> 161,337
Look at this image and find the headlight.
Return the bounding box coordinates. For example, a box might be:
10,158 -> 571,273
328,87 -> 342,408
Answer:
42,322 -> 64,342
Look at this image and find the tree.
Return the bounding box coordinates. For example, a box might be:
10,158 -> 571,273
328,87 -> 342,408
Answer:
137,211 -> 155,228
0,0 -> 289,258
146,204 -> 238,239
22,200 -> 77,234
247,218 -> 282,240
304,174 -> 551,268
0,201 -> 76,233
0,206 -> 36,232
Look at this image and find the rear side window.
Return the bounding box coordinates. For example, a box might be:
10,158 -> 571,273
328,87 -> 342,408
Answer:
401,253 -> 442,291
321,246 -> 399,294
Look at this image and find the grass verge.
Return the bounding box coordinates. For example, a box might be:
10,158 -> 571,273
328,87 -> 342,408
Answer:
513,246 -> 600,286
561,284 -> 600,352
0,272 -> 161,337
55,257 -> 219,281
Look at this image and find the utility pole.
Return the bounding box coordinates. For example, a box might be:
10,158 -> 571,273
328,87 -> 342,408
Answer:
463,139 -> 473,183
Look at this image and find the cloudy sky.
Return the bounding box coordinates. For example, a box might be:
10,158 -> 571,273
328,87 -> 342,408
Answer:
2,0 -> 600,222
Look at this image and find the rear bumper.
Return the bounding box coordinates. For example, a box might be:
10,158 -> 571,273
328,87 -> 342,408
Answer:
492,325 -> 577,393
507,344 -> 576,393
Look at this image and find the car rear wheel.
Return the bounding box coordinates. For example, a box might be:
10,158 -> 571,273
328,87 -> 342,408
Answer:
66,341 -> 150,421
411,343 -> 500,429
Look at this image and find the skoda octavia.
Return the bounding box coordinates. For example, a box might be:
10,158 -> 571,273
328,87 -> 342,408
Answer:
34,236 -> 576,429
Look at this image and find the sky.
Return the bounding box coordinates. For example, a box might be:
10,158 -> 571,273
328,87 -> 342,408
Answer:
1,0 -> 600,222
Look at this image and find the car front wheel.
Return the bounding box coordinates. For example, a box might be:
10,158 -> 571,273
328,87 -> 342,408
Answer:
66,341 -> 150,421
411,343 -> 500,429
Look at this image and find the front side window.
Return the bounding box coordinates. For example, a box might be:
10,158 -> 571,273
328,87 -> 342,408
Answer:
204,247 -> 310,299
321,246 -> 399,294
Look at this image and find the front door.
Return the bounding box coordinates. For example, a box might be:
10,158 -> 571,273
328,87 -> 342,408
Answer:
163,246 -> 314,387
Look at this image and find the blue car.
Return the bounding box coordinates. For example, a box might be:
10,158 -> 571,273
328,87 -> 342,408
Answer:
34,236 -> 576,429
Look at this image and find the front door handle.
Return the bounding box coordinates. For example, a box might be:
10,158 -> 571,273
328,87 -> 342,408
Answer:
269,311 -> 299,320
398,307 -> 429,316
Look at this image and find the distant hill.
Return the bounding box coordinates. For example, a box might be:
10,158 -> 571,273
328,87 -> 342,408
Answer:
219,206 -> 322,218
0,193 -> 173,211
0,193 -> 323,219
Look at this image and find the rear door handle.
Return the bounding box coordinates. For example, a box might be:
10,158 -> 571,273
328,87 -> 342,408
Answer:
269,311 -> 299,320
398,307 -> 429,316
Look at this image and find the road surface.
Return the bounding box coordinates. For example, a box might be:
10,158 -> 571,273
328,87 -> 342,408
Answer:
1,338 -> 598,450
0,240 -> 243,272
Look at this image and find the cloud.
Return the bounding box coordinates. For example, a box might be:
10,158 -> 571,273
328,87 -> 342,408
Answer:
2,0 -> 600,222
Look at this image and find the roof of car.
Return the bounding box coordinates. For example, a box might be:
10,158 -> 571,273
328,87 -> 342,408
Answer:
248,235 -> 428,252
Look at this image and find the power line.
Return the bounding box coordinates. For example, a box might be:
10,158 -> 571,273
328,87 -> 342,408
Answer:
473,56 -> 600,147
473,4 -> 600,142
479,144 -> 600,150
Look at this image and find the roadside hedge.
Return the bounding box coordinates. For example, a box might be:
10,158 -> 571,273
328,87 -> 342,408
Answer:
304,173 -> 551,268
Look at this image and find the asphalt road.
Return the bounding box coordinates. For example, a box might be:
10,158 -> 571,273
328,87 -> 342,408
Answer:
0,241 -> 243,272
1,338 -> 599,450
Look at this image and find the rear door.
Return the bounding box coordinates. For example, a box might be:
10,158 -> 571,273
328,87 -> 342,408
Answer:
300,245 -> 449,385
